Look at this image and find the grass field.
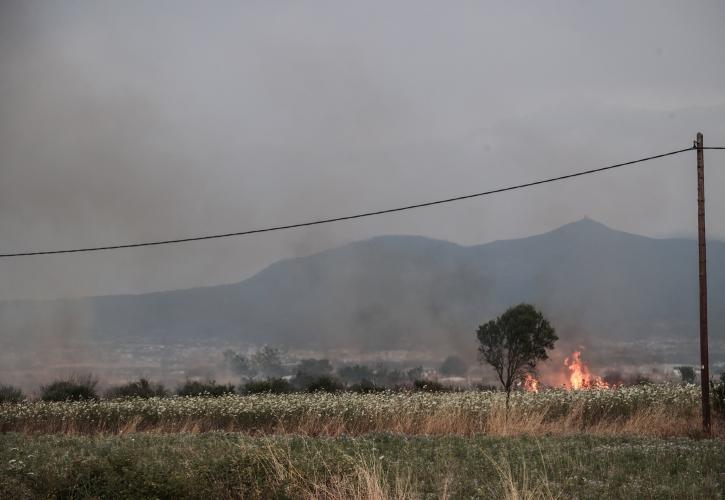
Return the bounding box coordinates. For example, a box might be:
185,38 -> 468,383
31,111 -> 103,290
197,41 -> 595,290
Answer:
2,432 -> 725,499
1,385 -> 715,437
2,385 -> 724,498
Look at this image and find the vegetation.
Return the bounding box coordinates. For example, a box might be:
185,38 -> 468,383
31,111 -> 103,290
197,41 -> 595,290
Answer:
676,365 -> 696,384
2,432 -> 724,499
40,375 -> 98,402
251,346 -> 286,378
412,379 -> 449,392
106,378 -> 168,399
476,304 -> 558,405
303,375 -> 344,393
293,358 -> 338,391
240,378 -> 293,395
0,384 -> 24,404
712,374 -> 725,420
223,349 -> 253,376
176,380 -> 235,397
2,385 -> 718,436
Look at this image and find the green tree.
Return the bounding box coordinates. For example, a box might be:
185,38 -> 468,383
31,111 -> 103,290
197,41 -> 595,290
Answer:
675,366 -> 695,385
476,304 -> 557,406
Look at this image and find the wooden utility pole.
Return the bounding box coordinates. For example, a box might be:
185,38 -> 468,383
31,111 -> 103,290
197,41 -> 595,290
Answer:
696,132 -> 710,433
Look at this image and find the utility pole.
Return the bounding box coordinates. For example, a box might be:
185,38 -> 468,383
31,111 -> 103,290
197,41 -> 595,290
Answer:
696,132 -> 710,434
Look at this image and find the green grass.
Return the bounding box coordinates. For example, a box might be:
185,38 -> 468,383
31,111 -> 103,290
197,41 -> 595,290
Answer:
1,432 -> 724,499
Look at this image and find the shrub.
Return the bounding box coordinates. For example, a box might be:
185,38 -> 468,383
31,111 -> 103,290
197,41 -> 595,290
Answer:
623,373 -> 652,386
304,375 -> 343,393
0,384 -> 25,403
41,375 -> 98,401
106,378 -> 168,399
176,380 -> 236,397
241,378 -> 293,394
413,379 -> 449,392
675,366 -> 696,384
349,379 -> 385,393
712,379 -> 725,419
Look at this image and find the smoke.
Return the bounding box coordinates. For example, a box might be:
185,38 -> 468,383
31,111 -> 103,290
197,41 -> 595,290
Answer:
1,2 -> 724,385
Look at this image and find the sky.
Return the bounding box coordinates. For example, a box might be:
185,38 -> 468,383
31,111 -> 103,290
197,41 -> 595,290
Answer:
1,0 -> 724,301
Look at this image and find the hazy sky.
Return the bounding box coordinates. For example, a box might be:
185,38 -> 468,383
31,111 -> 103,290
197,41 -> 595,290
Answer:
1,1 -> 724,301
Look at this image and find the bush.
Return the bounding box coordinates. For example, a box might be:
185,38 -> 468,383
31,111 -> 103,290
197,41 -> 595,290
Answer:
413,379 -> 449,392
106,378 -> 168,399
240,378 -> 293,394
712,379 -> 725,420
676,366 -> 696,384
623,373 -> 652,386
176,380 -> 236,397
349,379 -> 385,393
0,384 -> 25,403
304,375 -> 343,393
41,375 -> 98,402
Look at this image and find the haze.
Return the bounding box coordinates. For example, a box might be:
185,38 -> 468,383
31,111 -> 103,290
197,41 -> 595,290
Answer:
1,1 -> 724,301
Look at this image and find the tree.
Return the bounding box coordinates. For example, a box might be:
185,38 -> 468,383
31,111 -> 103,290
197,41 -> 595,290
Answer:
440,355 -> 468,377
476,304 -> 557,406
223,350 -> 253,377
675,366 -> 695,385
293,358 -> 335,390
251,346 -> 285,377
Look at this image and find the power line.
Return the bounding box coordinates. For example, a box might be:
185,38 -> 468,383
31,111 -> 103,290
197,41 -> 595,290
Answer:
0,145 -> 712,258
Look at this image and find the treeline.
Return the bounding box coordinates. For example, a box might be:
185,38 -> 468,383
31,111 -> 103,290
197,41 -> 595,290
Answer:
0,374 -> 463,404
0,350 -> 472,403
222,347 -> 468,381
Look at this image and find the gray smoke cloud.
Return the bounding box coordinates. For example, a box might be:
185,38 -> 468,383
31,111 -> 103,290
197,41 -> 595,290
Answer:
0,0 -> 724,305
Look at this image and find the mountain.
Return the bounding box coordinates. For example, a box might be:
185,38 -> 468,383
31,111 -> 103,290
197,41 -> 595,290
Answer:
2,219 -> 724,357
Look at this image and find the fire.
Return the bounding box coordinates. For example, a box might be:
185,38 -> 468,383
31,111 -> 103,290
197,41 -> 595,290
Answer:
523,373 -> 539,393
564,350 -> 609,389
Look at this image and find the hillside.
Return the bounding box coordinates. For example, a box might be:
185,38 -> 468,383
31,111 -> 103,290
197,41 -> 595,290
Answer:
3,219 -> 724,358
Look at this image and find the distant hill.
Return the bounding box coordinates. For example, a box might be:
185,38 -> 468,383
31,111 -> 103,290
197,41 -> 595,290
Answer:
2,219 -> 724,357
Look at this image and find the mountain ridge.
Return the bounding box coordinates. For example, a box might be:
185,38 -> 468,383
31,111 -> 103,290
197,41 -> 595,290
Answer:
2,219 -> 723,359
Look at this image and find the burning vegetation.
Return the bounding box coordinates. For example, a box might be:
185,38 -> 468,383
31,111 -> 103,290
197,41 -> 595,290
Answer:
564,350 -> 610,389
523,350 -> 610,392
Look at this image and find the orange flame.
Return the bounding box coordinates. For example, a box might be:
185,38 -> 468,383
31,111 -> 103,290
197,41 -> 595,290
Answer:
523,373 -> 539,393
564,350 -> 609,389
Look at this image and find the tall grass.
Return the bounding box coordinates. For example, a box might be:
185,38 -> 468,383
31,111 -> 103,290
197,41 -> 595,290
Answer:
1,385 -> 719,437
3,432 -> 725,498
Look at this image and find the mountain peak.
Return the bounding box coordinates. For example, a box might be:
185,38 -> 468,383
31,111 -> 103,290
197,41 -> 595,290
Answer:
542,217 -> 621,239
560,217 -> 611,231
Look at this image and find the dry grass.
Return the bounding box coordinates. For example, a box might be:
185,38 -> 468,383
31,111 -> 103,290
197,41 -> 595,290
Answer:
484,451 -> 560,500
2,387 -> 721,438
251,438 -> 561,500
5,401 -> 720,438
248,439 -> 416,500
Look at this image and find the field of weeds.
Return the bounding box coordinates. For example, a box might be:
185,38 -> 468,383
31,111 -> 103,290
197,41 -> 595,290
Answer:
1,384 -> 718,437
2,432 -> 725,499
2,385 -> 724,498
